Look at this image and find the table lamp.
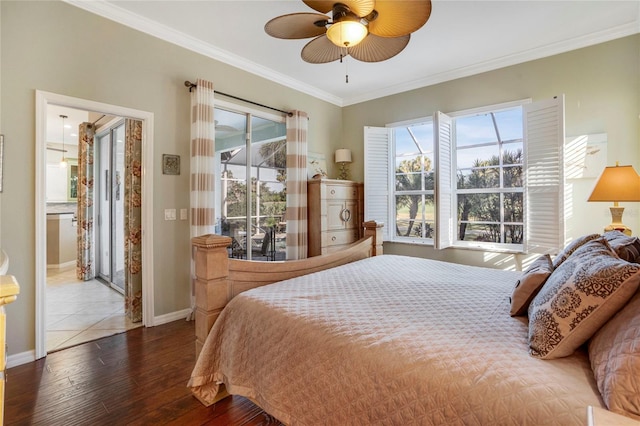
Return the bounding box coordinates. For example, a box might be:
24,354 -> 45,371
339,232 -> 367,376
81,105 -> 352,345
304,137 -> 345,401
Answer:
335,149 -> 352,180
587,162 -> 640,236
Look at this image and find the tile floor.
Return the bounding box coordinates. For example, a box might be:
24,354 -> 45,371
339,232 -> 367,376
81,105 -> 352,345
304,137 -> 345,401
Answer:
46,267 -> 140,352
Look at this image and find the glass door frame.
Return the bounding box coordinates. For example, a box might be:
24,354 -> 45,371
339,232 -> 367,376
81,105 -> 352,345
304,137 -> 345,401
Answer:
214,100 -> 286,260
95,118 -> 126,293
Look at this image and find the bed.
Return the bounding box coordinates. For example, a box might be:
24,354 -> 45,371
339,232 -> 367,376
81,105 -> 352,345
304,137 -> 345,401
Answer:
188,225 -> 640,425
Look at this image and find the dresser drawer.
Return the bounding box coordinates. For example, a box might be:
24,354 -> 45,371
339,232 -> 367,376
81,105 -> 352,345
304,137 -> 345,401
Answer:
322,230 -> 358,247
324,184 -> 358,200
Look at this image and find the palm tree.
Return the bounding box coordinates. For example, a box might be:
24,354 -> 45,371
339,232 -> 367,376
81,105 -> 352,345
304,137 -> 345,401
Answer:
458,149 -> 523,242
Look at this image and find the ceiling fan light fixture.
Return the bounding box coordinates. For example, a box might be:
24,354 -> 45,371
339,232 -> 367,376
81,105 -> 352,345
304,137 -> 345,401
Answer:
59,114 -> 68,169
326,20 -> 367,48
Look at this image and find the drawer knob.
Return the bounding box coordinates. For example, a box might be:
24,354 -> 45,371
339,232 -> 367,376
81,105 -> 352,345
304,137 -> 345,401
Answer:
332,236 -> 336,241
330,189 -> 336,195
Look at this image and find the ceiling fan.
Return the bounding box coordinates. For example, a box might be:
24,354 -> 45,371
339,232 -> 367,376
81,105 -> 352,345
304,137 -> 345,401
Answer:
265,0 -> 432,64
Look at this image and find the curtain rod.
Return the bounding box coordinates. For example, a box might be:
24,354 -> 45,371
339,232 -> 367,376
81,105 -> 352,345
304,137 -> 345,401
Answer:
184,81 -> 293,117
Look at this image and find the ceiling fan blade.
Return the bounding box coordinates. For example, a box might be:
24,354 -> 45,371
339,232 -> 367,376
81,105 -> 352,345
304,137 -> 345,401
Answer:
348,33 -> 410,62
301,35 -> 344,64
265,13 -> 328,39
367,0 -> 432,37
303,0 -> 375,17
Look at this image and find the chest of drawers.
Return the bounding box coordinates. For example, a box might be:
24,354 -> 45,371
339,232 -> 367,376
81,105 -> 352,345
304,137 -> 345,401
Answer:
307,179 -> 364,257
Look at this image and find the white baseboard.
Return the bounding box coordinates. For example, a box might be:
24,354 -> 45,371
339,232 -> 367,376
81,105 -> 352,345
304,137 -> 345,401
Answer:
46,260 -> 75,270
7,350 -> 36,368
153,308 -> 192,326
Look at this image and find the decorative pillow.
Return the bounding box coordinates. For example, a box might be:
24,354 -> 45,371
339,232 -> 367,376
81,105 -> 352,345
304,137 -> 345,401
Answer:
528,238 -> 640,359
510,254 -> 553,316
552,233 -> 600,268
589,290 -> 640,420
603,230 -> 640,263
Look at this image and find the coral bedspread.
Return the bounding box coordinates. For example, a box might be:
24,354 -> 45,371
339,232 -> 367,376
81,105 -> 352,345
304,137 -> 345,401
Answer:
189,255 -> 604,425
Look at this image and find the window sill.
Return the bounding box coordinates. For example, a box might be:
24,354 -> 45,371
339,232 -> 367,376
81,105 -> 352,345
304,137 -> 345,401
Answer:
451,242 -> 524,254
386,239 -> 524,254
388,237 -> 434,246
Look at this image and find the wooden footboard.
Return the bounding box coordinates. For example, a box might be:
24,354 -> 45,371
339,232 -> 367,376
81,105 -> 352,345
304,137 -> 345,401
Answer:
191,220 -> 383,357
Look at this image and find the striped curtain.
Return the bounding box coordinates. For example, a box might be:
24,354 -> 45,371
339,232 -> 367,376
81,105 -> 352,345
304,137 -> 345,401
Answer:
124,119 -> 143,322
285,110 -> 308,260
76,122 -> 96,281
188,78 -> 217,319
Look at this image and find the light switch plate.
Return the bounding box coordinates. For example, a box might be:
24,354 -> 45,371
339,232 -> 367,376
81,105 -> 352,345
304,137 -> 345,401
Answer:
180,208 -> 187,220
164,208 -> 176,220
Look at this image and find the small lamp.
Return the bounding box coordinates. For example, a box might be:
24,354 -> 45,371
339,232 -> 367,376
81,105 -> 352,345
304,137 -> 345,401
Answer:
588,162 -> 640,236
335,149 -> 352,181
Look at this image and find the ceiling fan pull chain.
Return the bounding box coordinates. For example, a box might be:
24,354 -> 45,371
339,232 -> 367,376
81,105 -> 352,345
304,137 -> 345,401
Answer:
344,49 -> 349,84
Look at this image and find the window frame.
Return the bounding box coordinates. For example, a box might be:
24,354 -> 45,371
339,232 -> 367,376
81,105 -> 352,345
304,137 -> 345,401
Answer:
448,100 -> 527,252
390,117 -> 436,245
214,100 -> 286,259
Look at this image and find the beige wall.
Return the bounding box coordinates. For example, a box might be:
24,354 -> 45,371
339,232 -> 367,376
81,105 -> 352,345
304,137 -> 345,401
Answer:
0,0 -> 342,356
342,35 -> 640,269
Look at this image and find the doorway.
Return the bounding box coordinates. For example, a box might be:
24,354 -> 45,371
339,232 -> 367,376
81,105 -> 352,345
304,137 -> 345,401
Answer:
35,91 -> 155,360
44,108 -> 137,352
96,120 -> 126,292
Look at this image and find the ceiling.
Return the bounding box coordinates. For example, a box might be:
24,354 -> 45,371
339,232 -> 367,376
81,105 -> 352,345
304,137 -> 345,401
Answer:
65,1 -> 639,107
46,104 -> 116,147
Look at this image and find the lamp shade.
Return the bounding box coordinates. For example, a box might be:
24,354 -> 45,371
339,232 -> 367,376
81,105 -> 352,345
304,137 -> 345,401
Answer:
335,149 -> 352,163
326,21 -> 368,48
588,164 -> 640,202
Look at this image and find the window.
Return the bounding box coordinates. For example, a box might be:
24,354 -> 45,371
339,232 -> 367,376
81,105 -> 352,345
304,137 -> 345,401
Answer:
215,106 -> 287,260
454,106 -> 523,249
393,120 -> 435,242
365,96 -> 565,254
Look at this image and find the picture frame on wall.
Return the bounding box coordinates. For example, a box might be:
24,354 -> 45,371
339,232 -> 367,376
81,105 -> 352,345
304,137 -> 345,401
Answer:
162,154 -> 180,175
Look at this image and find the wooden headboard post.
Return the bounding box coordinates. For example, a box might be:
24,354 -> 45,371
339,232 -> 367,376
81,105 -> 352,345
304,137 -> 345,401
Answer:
364,220 -> 384,256
191,234 -> 232,356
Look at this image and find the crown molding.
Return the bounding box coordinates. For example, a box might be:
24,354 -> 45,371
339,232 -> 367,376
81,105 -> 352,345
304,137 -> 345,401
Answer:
63,0 -> 344,107
343,19 -> 640,106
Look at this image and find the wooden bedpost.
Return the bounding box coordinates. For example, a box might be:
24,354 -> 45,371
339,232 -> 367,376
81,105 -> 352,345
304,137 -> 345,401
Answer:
191,234 -> 232,357
364,221 -> 384,256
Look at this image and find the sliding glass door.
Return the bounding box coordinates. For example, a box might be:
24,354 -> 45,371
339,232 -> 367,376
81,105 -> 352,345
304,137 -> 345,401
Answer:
96,121 -> 125,291
215,107 -> 287,260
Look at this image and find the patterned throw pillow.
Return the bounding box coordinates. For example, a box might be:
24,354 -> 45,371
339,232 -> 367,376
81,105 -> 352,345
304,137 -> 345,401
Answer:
589,291 -> 640,419
528,238 -> 640,359
510,254 -> 553,316
603,230 -> 640,263
552,233 -> 600,268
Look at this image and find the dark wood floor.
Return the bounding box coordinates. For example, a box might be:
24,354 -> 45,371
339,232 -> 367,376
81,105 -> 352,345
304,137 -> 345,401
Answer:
6,319 -> 282,425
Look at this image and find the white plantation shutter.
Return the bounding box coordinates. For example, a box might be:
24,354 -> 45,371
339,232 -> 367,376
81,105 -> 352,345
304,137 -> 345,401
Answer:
435,112 -> 453,249
523,95 -> 565,254
364,126 -> 392,241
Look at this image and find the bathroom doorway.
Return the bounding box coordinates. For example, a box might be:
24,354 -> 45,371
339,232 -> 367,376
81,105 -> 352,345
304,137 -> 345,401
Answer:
35,90 -> 155,360
44,109 -> 135,352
